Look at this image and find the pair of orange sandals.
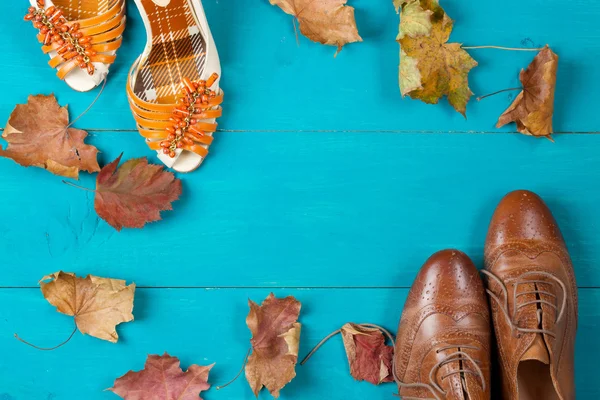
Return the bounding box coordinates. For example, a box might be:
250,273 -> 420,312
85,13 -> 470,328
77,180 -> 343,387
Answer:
24,0 -> 222,172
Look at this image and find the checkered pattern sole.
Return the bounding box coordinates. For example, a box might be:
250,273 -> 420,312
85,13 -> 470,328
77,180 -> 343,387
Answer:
133,0 -> 207,104
53,0 -> 115,20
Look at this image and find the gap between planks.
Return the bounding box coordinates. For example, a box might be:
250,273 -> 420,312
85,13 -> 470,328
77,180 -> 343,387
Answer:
1,286 -> 599,290
1,128 -> 599,134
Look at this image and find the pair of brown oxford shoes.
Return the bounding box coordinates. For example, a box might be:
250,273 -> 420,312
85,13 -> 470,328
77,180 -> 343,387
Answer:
394,190 -> 578,400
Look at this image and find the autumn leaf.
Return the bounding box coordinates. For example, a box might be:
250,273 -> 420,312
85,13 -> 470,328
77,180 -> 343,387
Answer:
110,353 -> 213,400
39,271 -> 135,343
94,153 -> 182,231
496,46 -> 558,138
301,323 -> 394,386
246,293 -> 301,398
340,323 -> 394,385
396,0 -> 477,116
270,0 -> 362,55
0,94 -> 100,179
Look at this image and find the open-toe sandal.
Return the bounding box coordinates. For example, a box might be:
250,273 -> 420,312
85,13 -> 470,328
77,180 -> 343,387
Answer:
25,0 -> 126,92
126,0 -> 223,173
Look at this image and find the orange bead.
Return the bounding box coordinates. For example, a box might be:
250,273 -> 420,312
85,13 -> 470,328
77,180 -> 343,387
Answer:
169,151 -> 176,158
182,77 -> 196,93
24,14 -> 34,21
79,62 -> 87,69
28,6 -> 36,13
163,148 -> 170,155
78,36 -> 92,44
33,21 -> 43,29
85,49 -> 96,57
45,6 -> 56,16
87,63 -> 95,75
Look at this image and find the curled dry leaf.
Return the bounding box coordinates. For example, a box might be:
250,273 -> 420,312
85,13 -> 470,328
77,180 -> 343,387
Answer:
95,153 -> 182,231
0,94 -> 100,179
496,46 -> 558,138
341,323 -> 394,385
40,271 -> 135,343
110,353 -> 213,400
396,0 -> 477,116
270,0 -> 362,55
246,293 -> 302,398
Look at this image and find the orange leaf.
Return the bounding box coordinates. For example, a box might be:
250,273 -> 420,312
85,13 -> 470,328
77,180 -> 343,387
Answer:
246,293 -> 302,398
95,153 -> 182,231
40,271 -> 135,343
0,94 -> 100,179
497,46 -> 558,138
110,353 -> 213,400
270,0 -> 362,55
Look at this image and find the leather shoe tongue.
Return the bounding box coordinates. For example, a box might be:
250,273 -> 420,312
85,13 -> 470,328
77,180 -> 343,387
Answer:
522,334 -> 550,363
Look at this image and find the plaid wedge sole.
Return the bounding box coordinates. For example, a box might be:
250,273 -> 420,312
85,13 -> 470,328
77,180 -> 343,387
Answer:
127,0 -> 223,172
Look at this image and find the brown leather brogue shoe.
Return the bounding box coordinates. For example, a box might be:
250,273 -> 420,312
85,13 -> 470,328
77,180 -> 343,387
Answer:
484,190 -> 578,400
394,249 -> 491,400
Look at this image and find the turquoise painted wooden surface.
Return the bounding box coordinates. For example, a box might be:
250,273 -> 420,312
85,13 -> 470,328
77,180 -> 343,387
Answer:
1,0 -> 599,399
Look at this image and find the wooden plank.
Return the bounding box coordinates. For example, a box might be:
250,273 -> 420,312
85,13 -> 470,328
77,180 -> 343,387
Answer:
1,131 -> 599,287
1,0 -> 599,131
0,288 -> 596,399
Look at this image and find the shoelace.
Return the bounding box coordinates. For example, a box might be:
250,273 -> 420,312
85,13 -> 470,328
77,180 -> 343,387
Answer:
481,270 -> 567,337
394,344 -> 486,400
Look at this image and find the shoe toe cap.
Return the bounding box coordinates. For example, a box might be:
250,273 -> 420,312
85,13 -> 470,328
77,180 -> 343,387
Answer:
485,190 -> 565,254
407,249 -> 485,308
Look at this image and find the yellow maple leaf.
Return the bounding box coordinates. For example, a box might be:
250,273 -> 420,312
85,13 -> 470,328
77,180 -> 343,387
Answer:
397,0 -> 477,116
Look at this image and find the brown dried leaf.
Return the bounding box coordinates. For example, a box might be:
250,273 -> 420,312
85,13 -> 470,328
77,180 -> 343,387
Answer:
270,0 -> 362,55
95,153 -> 182,231
40,271 -> 135,343
109,353 -> 213,400
496,46 -> 558,138
341,323 -> 394,385
0,94 -> 99,179
397,0 -> 477,116
245,293 -> 301,398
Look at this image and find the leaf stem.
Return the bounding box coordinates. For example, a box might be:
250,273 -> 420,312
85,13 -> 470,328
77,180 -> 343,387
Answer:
300,328 -> 341,365
462,45 -> 544,51
216,348 -> 251,390
67,78 -> 107,128
62,180 -> 95,192
14,324 -> 77,351
477,87 -> 522,101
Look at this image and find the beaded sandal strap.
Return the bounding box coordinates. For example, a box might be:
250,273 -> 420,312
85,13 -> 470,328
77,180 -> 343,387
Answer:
25,0 -> 125,79
127,68 -> 224,160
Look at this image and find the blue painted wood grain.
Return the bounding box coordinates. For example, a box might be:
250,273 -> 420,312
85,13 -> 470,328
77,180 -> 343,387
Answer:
1,288 -> 598,399
1,131 -> 600,287
1,0 -> 599,132
1,0 -> 599,399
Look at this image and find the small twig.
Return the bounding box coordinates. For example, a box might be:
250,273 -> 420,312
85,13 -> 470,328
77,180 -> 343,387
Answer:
15,325 -> 77,351
462,45 -> 543,51
216,348 -> 251,390
62,180 -> 95,192
292,17 -> 300,47
477,87 -> 522,101
67,78 -> 107,128
300,328 -> 341,365
358,323 -> 395,344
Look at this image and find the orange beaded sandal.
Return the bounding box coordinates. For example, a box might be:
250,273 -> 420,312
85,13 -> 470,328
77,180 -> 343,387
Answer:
25,0 -> 126,92
127,0 -> 223,172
